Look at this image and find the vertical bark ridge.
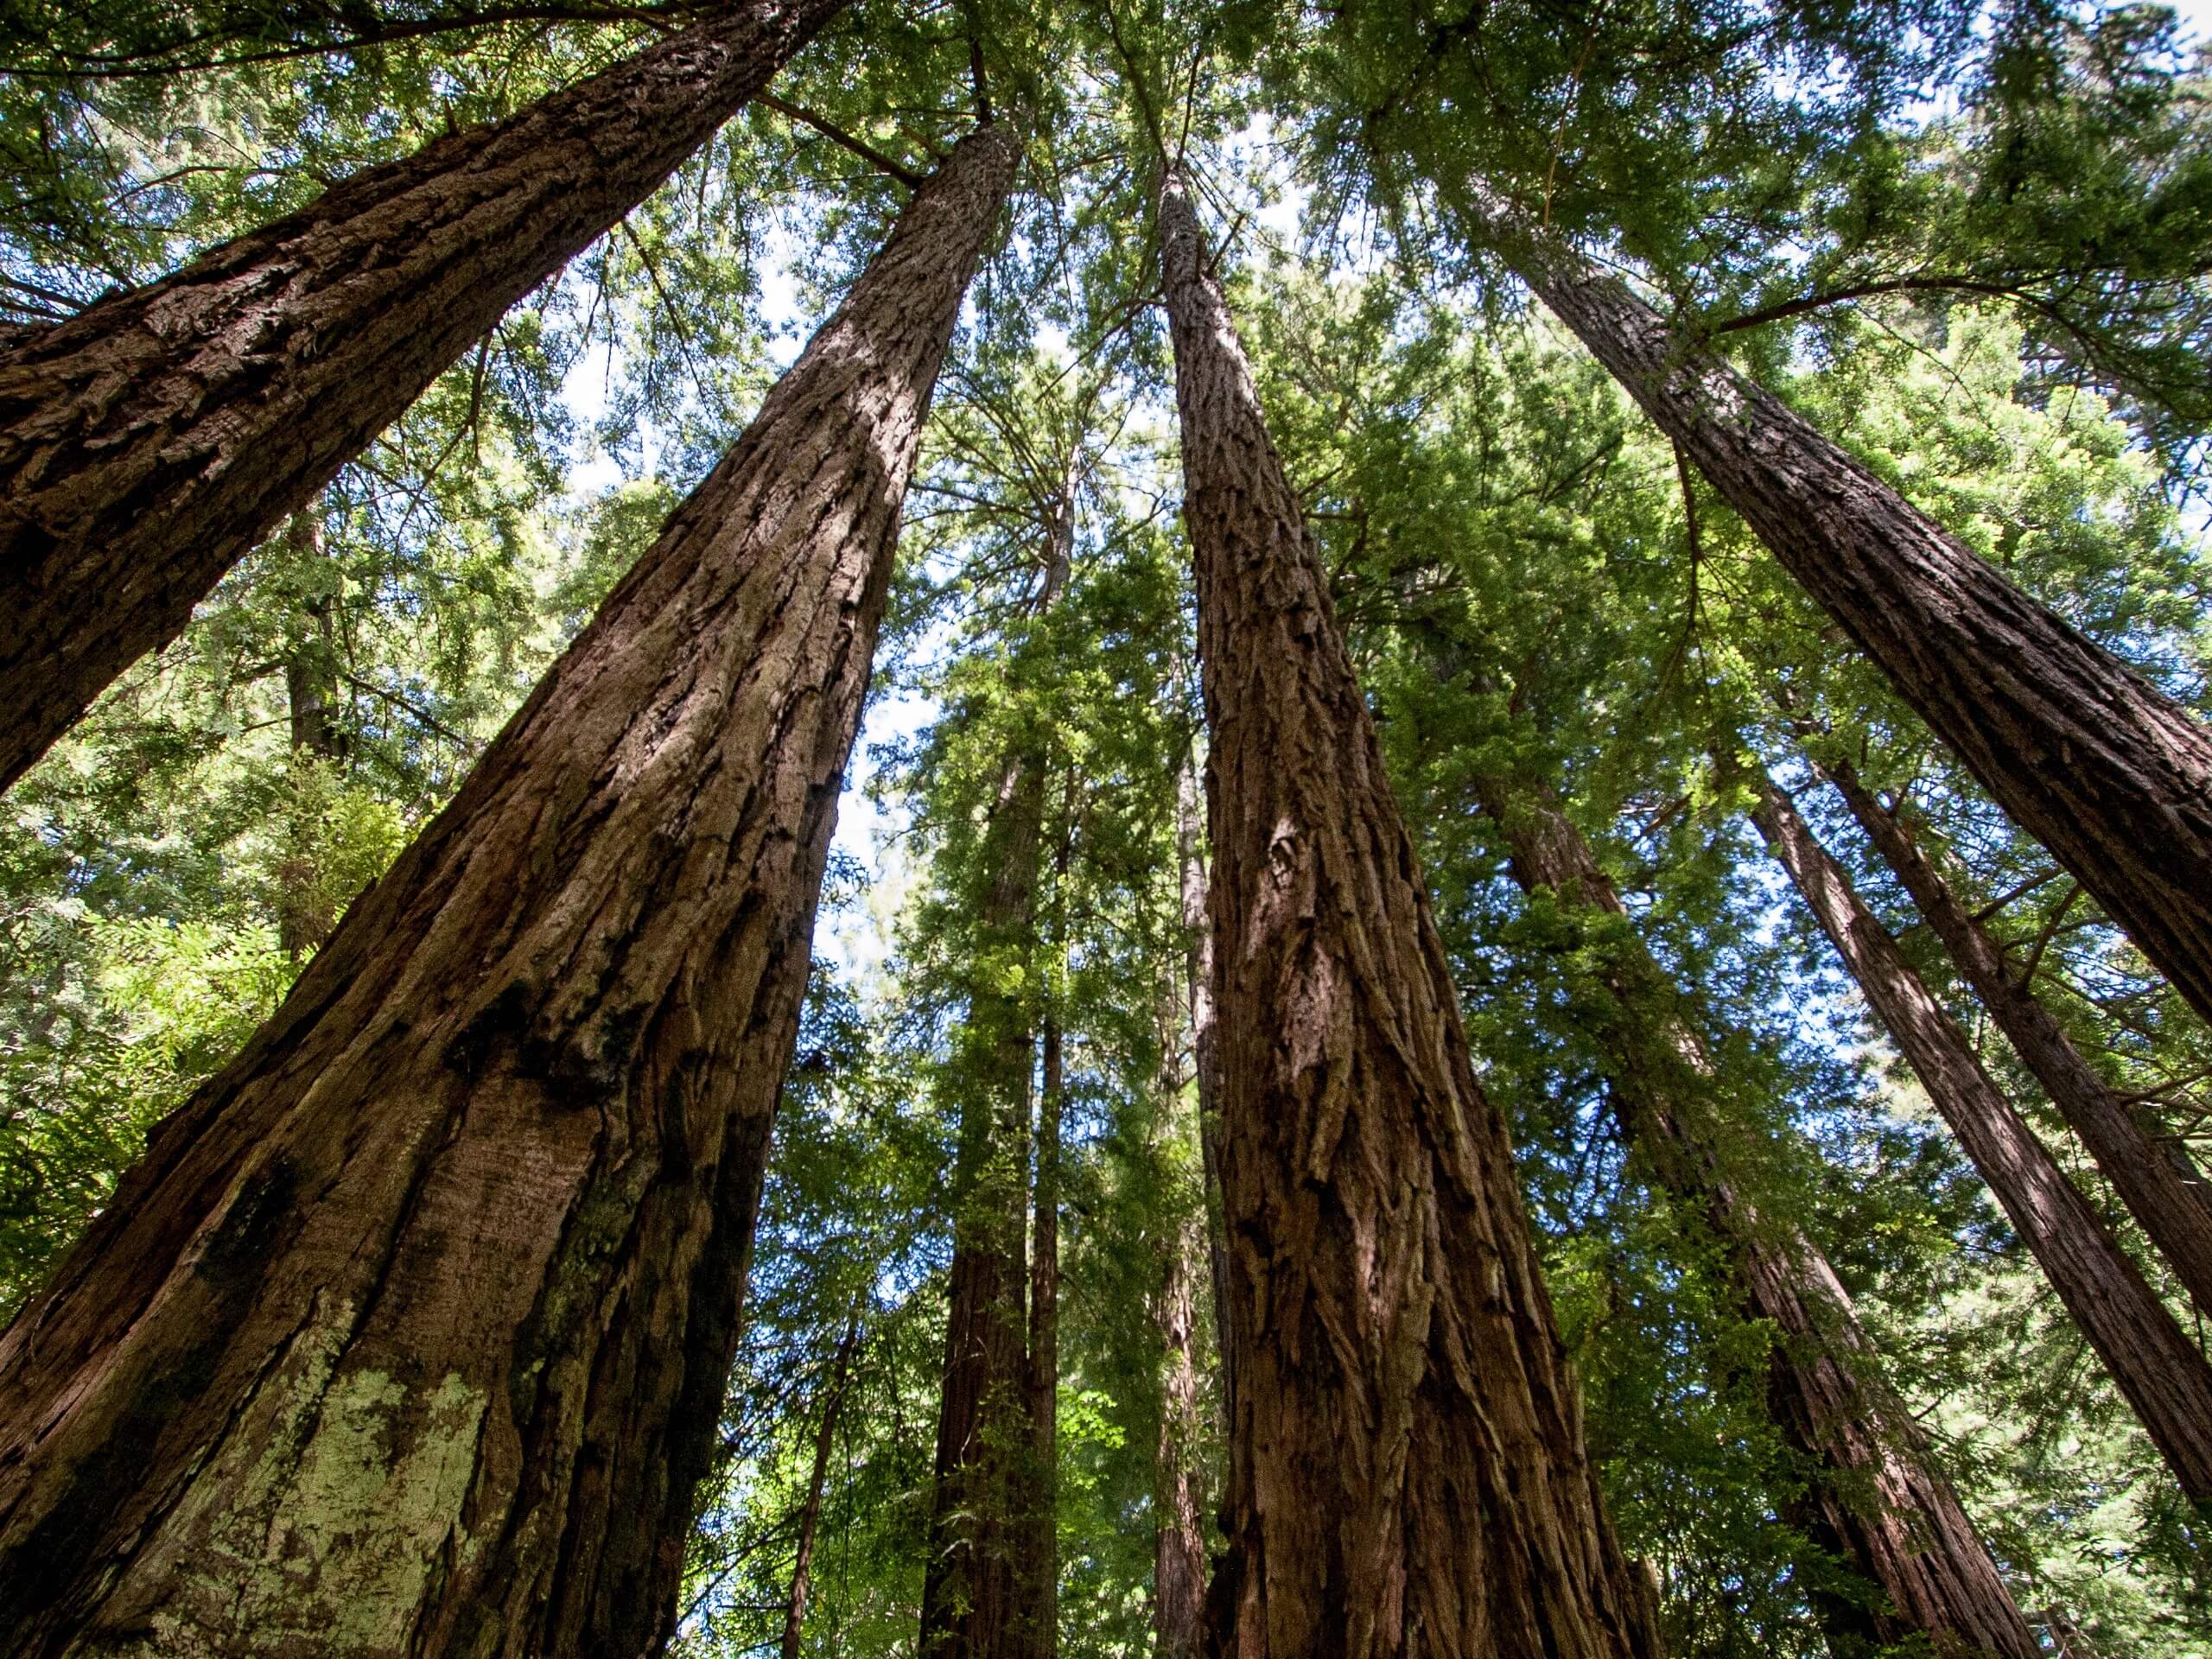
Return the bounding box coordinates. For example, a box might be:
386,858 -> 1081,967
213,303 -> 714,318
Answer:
1154,1196 -> 1209,1659
1159,167 -> 1657,1659
1466,751 -> 2038,1659
1462,189 -> 2212,1030
0,124 -> 1016,1659
1815,754 -> 2212,1315
0,0 -> 846,793
1736,758 -> 2212,1504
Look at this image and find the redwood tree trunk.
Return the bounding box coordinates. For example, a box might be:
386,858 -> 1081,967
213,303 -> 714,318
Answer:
1175,757 -> 1234,1437
1819,756 -> 2212,1315
278,509 -> 346,959
782,1310 -> 863,1659
1467,753 -> 2037,1659
1738,760 -> 2212,1503
0,0 -> 843,793
1024,1016 -> 1063,1659
1159,167 -> 1656,1659
1468,192 -> 2212,1030
0,126 -> 1014,1658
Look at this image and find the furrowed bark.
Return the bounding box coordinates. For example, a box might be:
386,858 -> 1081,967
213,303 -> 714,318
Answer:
921,507 -> 1071,1659
0,125 -> 1015,1658
1818,756 -> 2212,1316
1737,760 -> 2212,1504
0,0 -> 845,793
1462,189 -> 2212,1029
1175,757 -> 1234,1438
1467,753 -> 2037,1659
782,1310 -> 863,1659
1158,167 -> 1657,1659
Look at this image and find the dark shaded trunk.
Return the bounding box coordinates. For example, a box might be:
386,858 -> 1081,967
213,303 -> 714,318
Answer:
1154,1200 -> 1208,1659
1467,755 -> 2037,1659
1817,756 -> 2212,1314
1158,167 -> 1656,1659
1465,191 -> 2212,1029
1737,759 -> 2212,1503
278,510 -> 346,960
0,0 -> 843,793
0,127 -> 1014,1659
783,1310 -> 863,1659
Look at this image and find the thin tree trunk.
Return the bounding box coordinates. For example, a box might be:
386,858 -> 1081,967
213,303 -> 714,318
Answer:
1818,754 -> 2212,1314
1158,166 -> 1657,1659
1154,1200 -> 1208,1659
0,126 -> 1014,1658
1463,189 -> 2212,1029
922,504 -> 1072,1659
1174,755 -> 1233,1439
1736,757 -> 2212,1503
1467,753 -> 2037,1659
0,0 -> 844,794
278,509 -> 346,960
783,1309 -> 864,1659
1025,1014 -> 1063,1659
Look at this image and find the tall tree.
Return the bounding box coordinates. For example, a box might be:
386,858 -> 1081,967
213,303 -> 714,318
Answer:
0,123 -> 1016,1656
920,441 -> 1075,1659
1452,192 -> 2212,1029
1466,735 -> 2039,1659
0,0 -> 844,793
1809,748 -> 2212,1317
784,1307 -> 865,1659
1733,756 -> 2212,1506
1157,165 -> 1656,1659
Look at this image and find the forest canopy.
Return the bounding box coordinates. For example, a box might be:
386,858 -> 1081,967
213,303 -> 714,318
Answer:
0,1 -> 2209,1656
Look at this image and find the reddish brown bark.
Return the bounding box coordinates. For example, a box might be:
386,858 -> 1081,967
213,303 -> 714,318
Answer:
1739,760 -> 2212,1504
0,125 -> 1014,1658
1176,757 -> 1234,1435
277,509 -> 346,959
1025,1016 -> 1064,1659
0,0 -> 844,794
1468,755 -> 2037,1659
1817,756 -> 2212,1315
1466,191 -> 2212,1030
783,1310 -> 863,1659
1159,167 -> 1657,1659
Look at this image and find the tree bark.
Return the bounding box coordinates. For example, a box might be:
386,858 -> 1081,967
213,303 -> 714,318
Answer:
1464,189 -> 2212,1030
1466,753 -> 2037,1659
1737,758 -> 2212,1504
921,499 -> 1071,1659
782,1309 -> 863,1659
0,0 -> 844,794
1818,755 -> 2212,1316
1158,167 -> 1657,1659
0,125 -> 1014,1659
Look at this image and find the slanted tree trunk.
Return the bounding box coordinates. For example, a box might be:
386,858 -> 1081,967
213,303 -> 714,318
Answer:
782,1309 -> 864,1659
1461,189 -> 2212,1029
1736,758 -> 2212,1503
0,0 -> 844,794
1158,166 -> 1656,1659
0,125 -> 1015,1658
1466,751 -> 2038,1659
1817,755 -> 2212,1315
922,501 -> 1072,1659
